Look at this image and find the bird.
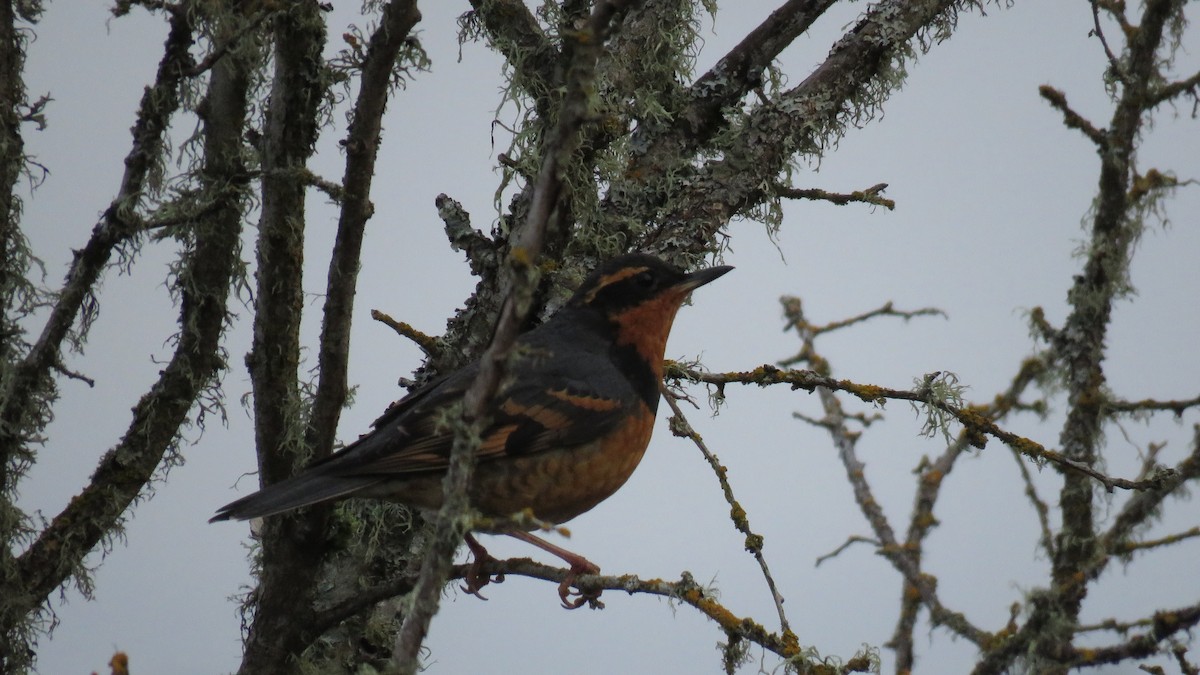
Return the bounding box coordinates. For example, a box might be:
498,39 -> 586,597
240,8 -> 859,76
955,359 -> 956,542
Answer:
211,252 -> 732,607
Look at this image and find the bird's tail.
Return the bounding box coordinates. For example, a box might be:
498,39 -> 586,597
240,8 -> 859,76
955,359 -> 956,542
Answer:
209,471 -> 380,523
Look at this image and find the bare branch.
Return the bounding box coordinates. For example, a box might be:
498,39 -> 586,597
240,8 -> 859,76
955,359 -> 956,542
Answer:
780,296 -> 991,649
370,309 -> 442,359
1039,85 -> 1108,147
307,0 -> 422,463
672,361 -> 1172,493
11,8 -> 250,627
0,0 -> 196,483
238,3 -> 340,670
661,383 -> 792,637
775,182 -> 896,210
814,535 -> 879,567
1070,602 -> 1200,668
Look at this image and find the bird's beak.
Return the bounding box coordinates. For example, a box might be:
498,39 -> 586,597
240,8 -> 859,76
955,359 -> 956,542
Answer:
677,264 -> 734,292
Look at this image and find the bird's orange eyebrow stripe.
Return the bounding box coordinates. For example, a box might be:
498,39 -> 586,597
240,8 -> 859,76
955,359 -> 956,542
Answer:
583,266 -> 649,304
548,389 -> 621,411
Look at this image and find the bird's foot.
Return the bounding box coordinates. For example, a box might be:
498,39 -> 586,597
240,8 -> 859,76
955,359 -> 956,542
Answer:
559,558 -> 603,610
503,528 -> 604,609
461,533 -> 505,600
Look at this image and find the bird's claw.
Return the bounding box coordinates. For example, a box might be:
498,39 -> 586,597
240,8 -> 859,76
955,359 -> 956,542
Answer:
558,561 -> 603,610
462,534 -> 505,600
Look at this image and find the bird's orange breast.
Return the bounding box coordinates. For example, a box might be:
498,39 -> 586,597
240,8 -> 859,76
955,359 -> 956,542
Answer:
470,405 -> 657,525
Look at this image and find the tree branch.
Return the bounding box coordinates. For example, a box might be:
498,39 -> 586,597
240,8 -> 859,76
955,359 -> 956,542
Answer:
774,182 -> 896,210
239,2 -> 332,671
661,384 -> 792,637
307,0 -> 421,468
640,0 -> 963,252
390,2 -> 643,670
10,3 -> 249,638
780,296 -> 991,650
0,0 -> 196,501
1039,85 -> 1108,148
465,0 -> 559,110
975,2 -> 1187,670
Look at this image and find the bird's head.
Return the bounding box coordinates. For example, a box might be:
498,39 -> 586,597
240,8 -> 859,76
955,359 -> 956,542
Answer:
566,253 -> 732,368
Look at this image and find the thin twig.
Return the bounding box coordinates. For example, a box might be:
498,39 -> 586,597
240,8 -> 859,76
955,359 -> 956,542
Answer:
370,310 -> 442,359
671,362 -> 1169,493
1039,85 -> 1108,148
781,297 -> 990,649
661,383 -> 792,637
1010,446 -> 1056,557
814,535 -> 879,567
1108,394 -> 1200,417
774,183 -> 896,210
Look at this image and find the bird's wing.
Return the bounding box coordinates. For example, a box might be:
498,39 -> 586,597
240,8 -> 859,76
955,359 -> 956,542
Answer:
325,357 -> 636,477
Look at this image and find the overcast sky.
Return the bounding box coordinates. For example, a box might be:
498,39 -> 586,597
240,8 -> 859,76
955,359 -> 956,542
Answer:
16,2 -> 1200,674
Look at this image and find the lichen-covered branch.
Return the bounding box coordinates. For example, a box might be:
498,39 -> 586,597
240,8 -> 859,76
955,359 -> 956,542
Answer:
0,3 -> 203,668
774,183 -> 896,210
891,355 -> 1047,671
666,358 -> 1163,493
1039,85 -> 1108,148
4,4 -> 251,667
973,1 -> 1191,671
1068,601 -> 1200,668
238,3 -> 332,672
0,0 -> 195,513
390,3 -> 642,671
779,296 -> 991,650
464,0 -> 559,112
635,0 -> 965,251
624,0 -> 836,181
314,556 -> 883,672
661,384 -> 793,638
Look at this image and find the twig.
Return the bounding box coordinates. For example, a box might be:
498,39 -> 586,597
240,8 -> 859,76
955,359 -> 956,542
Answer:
814,535 -> 879,567
370,310 -> 442,359
1109,526 -> 1200,556
51,360 -> 95,388
661,384 -> 793,637
806,300 -> 944,336
671,362 -> 1170,493
1089,0 -> 1122,78
774,183 -> 896,210
1039,85 -> 1108,148
781,297 -> 990,649
1108,394 -> 1200,417
391,2 -> 644,670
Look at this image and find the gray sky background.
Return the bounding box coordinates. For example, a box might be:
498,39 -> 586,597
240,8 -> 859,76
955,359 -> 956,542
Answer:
15,2 -> 1200,673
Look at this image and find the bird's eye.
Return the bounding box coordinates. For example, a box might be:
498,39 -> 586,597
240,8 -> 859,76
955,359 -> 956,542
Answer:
633,270 -> 657,289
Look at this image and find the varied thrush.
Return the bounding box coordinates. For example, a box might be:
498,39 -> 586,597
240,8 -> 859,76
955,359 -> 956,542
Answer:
212,253 -> 732,607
